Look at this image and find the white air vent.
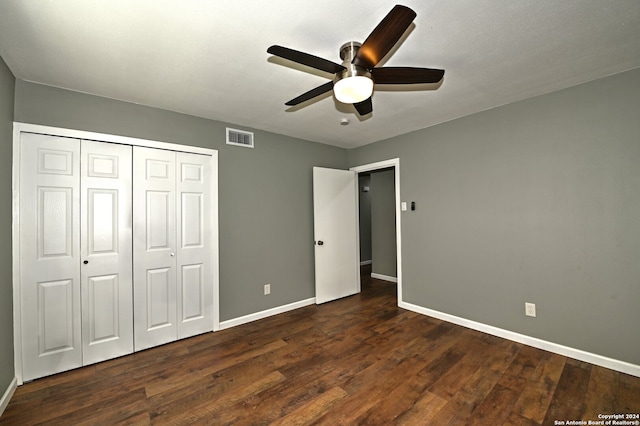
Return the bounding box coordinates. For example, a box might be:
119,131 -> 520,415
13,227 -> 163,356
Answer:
226,128 -> 254,148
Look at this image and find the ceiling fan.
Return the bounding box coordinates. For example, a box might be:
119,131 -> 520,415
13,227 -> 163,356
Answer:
267,4 -> 445,116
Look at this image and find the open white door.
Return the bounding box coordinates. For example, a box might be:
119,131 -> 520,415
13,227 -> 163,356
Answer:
313,167 -> 360,304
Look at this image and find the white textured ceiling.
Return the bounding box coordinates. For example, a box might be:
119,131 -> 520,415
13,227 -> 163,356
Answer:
1,1 -> 639,149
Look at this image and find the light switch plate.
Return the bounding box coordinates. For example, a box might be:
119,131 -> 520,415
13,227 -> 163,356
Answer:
401,202 -> 407,211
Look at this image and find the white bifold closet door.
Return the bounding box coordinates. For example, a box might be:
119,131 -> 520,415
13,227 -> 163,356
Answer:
133,146 -> 212,351
19,134 -> 133,381
19,133 -> 213,381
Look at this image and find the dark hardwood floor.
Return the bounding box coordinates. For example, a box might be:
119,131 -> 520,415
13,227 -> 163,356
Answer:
3,268 -> 639,425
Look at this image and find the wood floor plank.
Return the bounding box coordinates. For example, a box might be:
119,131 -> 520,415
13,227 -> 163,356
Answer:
148,336 -> 319,420
394,390 -> 449,425
325,349 -> 442,424
269,386 -> 348,426
214,340 -> 377,424
584,365 -> 619,416
63,399 -> 150,426
427,336 -> 494,399
504,345 -> 547,380
619,372 -> 640,413
467,383 -> 524,426
360,369 -> 448,425
504,411 -> 542,426
145,339 -> 288,397
148,345 -> 291,420
36,388 -> 149,426
543,359 -> 592,424
158,371 -> 286,424
371,309 -> 421,334
10,363 -> 97,397
427,397 -> 477,425
512,351 -> 567,424
3,267 -> 639,424
467,366 -> 529,425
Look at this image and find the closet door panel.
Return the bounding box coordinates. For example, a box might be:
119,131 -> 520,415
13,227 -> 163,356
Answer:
181,263 -> 204,320
20,133 -> 82,381
86,274 -> 119,341
147,191 -> 171,249
80,141 -> 133,365
133,147 -> 177,351
146,267 -> 172,329
37,279 -> 75,354
176,152 -> 213,339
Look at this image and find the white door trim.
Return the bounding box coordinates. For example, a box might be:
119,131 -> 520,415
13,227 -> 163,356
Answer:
12,122 -> 219,384
350,159 -> 402,305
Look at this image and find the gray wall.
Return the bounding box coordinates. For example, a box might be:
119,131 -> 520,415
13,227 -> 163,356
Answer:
14,80 -> 348,321
358,174 -> 371,262
0,55 -> 15,397
370,169 -> 397,278
349,68 -> 640,365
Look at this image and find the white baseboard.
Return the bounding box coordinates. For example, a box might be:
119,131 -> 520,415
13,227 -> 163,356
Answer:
219,298 -> 316,330
399,301 -> 640,378
371,273 -> 398,283
360,260 -> 372,266
0,376 -> 17,417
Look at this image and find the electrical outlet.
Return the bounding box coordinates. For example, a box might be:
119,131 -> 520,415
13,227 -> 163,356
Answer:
525,302 -> 536,317
264,284 -> 271,295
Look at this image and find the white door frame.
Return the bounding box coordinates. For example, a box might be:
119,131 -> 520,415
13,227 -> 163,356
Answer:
350,159 -> 402,305
12,122 -> 219,384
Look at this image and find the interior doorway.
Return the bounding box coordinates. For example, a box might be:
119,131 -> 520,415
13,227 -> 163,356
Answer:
350,159 -> 402,305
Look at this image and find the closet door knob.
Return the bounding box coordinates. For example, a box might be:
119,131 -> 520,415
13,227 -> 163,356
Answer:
170,252 -> 175,257
83,260 -> 89,264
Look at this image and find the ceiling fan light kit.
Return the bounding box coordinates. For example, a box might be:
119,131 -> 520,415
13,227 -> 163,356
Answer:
267,5 -> 444,116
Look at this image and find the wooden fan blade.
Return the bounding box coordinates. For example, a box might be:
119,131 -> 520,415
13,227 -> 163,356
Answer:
285,81 -> 335,106
372,67 -> 444,84
268,45 -> 346,74
352,5 -> 416,70
354,97 -> 373,116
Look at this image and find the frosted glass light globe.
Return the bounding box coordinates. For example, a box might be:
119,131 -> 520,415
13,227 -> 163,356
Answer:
334,76 -> 374,104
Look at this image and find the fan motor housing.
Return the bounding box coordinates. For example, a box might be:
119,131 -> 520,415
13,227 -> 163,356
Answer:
336,41 -> 372,82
